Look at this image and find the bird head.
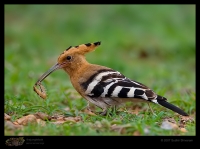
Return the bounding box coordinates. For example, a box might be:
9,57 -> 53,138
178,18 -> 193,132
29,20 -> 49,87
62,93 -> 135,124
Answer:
35,41 -> 101,84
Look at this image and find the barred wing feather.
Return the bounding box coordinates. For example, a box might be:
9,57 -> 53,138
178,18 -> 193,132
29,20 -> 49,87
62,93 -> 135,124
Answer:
84,70 -> 157,101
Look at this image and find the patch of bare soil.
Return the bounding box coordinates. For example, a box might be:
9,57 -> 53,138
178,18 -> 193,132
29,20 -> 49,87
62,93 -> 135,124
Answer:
4,112 -> 82,130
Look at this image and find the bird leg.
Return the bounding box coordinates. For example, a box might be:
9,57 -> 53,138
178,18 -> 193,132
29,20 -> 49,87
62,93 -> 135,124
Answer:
99,108 -> 108,116
147,103 -> 157,116
86,101 -> 95,113
80,101 -> 93,112
98,106 -> 118,116
86,101 -> 92,111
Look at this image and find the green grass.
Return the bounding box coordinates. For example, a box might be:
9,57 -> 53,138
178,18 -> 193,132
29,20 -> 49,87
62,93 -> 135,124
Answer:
5,4 -> 195,136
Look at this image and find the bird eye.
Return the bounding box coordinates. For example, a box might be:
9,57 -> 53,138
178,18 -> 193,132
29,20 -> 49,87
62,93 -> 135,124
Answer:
66,56 -> 72,60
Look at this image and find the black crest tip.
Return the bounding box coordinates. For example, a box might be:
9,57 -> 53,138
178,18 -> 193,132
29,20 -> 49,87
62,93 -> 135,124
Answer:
85,43 -> 92,47
94,41 -> 101,46
66,46 -> 72,51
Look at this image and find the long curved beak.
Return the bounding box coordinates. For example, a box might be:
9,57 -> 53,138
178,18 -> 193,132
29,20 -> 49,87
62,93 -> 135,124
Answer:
35,63 -> 61,85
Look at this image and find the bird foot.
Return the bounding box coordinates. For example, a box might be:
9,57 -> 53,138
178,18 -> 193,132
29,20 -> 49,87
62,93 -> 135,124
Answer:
98,110 -> 107,116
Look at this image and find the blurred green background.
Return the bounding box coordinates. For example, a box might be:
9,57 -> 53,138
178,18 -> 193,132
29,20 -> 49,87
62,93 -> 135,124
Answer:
5,5 -> 195,135
5,4 -> 195,91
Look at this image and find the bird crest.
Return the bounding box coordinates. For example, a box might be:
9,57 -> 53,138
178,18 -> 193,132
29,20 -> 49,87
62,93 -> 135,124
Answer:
57,41 -> 101,62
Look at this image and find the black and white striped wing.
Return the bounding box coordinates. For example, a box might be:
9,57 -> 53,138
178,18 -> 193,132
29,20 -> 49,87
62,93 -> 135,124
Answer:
82,70 -> 157,102
81,69 -> 189,116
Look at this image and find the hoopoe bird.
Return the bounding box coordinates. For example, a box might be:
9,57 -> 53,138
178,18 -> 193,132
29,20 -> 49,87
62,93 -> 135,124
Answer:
34,41 -> 188,116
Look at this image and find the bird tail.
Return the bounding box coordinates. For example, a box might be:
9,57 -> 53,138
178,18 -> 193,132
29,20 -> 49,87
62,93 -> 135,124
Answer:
156,95 -> 189,116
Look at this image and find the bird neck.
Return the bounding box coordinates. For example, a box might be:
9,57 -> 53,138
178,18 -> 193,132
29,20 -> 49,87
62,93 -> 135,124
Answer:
62,57 -> 90,77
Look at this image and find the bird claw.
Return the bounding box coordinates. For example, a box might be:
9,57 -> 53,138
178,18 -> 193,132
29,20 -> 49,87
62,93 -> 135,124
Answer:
98,110 -> 107,116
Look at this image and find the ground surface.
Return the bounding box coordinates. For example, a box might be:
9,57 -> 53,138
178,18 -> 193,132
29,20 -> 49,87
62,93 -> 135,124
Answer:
5,5 -> 195,136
